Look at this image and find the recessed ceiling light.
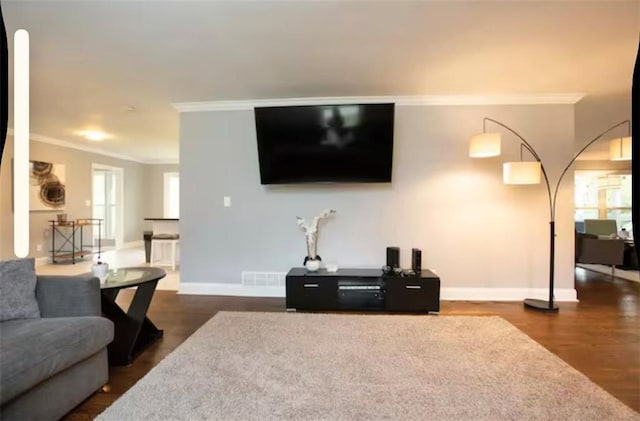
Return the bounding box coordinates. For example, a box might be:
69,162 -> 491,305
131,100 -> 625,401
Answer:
80,130 -> 108,142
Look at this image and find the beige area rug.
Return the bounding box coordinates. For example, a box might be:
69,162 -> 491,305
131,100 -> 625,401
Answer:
98,312 -> 639,421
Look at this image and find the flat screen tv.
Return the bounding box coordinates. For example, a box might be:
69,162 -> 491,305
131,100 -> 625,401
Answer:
254,103 -> 394,184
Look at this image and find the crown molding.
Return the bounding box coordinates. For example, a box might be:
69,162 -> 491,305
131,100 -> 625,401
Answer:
144,158 -> 180,165
172,94 -> 586,112
6,128 -> 178,165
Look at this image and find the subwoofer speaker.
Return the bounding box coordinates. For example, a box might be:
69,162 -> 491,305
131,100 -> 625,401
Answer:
386,247 -> 400,268
411,248 -> 422,272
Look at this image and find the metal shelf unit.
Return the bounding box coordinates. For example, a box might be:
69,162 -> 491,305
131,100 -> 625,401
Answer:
49,218 -> 103,264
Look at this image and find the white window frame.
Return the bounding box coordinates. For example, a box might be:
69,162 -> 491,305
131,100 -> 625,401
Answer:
92,163 -> 124,249
575,170 -> 632,230
163,172 -> 180,218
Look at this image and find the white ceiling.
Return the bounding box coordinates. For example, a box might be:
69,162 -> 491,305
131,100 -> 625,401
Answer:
3,1 -> 639,163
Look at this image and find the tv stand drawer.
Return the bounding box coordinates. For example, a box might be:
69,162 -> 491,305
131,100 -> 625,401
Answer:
286,277 -> 338,310
385,278 -> 440,312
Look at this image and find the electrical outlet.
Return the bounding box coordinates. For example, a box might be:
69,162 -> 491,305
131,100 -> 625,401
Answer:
224,196 -> 231,207
36,244 -> 42,252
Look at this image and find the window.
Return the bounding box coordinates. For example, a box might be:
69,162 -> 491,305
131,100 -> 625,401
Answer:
164,172 -> 180,218
92,168 -> 118,241
575,171 -> 632,231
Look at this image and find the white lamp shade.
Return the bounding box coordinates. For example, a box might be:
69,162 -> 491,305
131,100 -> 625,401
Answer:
469,132 -> 501,157
609,136 -> 632,161
503,162 -> 541,184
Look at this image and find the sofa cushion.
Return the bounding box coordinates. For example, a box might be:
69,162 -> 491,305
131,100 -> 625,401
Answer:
0,258 -> 40,322
0,316 -> 114,405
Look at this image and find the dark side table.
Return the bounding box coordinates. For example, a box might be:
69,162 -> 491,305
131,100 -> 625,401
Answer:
86,267 -> 166,366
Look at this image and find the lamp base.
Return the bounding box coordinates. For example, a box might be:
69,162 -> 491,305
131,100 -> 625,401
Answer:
523,298 -> 559,313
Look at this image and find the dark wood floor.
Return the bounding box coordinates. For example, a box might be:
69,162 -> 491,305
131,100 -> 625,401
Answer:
65,268 -> 640,420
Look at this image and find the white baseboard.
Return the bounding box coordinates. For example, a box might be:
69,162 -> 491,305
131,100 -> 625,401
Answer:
179,282 -> 578,302
440,287 -> 578,302
179,283 -> 284,297
120,240 -> 144,249
35,256 -> 51,267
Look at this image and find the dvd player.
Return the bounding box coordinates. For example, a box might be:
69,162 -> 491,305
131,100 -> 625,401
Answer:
337,279 -> 384,310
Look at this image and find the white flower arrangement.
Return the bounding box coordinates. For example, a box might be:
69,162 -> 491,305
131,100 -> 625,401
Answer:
296,209 -> 336,261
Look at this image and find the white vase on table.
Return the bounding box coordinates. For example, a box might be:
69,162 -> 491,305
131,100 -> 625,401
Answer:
305,259 -> 321,272
91,262 -> 109,280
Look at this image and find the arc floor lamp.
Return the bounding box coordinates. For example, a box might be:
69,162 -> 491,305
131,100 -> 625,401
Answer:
469,118 -> 631,313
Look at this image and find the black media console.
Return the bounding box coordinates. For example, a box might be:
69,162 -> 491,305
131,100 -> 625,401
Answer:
286,268 -> 440,313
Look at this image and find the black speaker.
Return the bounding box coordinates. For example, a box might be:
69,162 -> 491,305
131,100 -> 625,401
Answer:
411,248 -> 422,272
386,247 -> 400,268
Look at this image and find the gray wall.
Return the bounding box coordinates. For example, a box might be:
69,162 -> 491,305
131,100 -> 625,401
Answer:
180,104 -> 577,290
0,136 -> 147,259
575,93 -> 631,144
574,93 -> 632,171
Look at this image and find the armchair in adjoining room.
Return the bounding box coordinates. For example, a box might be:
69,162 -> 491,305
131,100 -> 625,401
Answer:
575,232 -> 625,276
583,219 -> 618,237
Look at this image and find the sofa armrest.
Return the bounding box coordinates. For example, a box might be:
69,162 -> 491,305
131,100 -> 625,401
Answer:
35,275 -> 101,317
576,238 -> 625,265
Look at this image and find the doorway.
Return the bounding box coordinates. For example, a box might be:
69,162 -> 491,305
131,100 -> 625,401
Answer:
574,170 -> 637,282
92,164 -> 124,249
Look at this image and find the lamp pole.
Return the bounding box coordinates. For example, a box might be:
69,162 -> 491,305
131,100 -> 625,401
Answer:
482,118 -> 631,313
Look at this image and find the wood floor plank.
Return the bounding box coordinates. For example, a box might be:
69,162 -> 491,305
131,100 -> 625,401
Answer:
63,268 -> 640,419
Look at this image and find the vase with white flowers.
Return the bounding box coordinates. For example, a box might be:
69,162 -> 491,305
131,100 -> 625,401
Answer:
297,209 -> 336,271
90,250 -> 109,281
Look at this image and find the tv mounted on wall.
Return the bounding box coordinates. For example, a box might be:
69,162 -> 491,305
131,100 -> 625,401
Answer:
254,103 -> 394,184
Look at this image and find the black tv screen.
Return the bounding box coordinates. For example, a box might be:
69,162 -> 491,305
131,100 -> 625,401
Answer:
255,103 -> 394,184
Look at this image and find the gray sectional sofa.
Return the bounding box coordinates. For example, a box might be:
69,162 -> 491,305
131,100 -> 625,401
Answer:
0,259 -> 114,421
